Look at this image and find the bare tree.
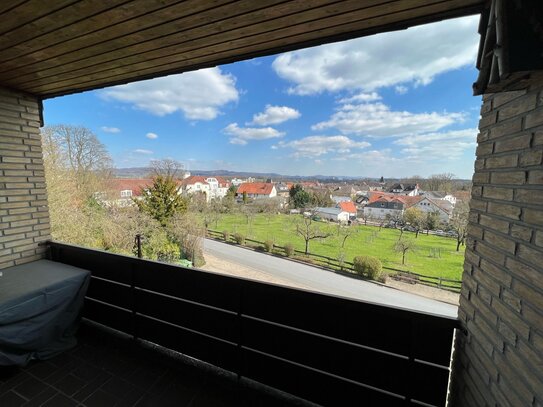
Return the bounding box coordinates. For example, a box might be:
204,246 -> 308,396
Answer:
41,125 -> 112,197
403,207 -> 425,238
338,224 -> 357,248
426,173 -> 456,192
170,212 -> 206,266
394,239 -> 417,265
449,199 -> 470,251
295,215 -> 332,255
150,158 -> 185,179
42,125 -> 114,246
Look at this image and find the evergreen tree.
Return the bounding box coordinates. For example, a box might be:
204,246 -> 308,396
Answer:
289,184 -> 311,208
135,175 -> 187,226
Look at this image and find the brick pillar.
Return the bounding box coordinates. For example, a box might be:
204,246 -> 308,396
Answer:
450,76 -> 543,406
0,87 -> 50,269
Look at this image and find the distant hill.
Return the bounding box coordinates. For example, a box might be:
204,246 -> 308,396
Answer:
113,167 -> 471,184
113,167 -> 366,181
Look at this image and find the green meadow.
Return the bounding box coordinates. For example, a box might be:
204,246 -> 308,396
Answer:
212,214 -> 465,280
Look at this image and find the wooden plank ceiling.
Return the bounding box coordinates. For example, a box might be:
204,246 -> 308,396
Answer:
0,0 -> 484,99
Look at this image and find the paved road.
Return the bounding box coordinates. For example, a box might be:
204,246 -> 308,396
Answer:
203,239 -> 458,318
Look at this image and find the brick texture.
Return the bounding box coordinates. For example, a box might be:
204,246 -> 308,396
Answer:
450,80 -> 543,406
0,87 -> 49,269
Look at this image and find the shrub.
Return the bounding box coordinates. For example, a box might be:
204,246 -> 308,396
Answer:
284,243 -> 294,257
377,271 -> 389,284
353,255 -> 382,280
264,240 -> 274,253
233,233 -> 245,245
223,230 -> 230,241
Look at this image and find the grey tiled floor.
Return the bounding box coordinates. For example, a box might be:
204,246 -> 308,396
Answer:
0,324 -> 301,407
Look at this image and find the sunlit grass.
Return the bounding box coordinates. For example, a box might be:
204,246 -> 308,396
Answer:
212,213 -> 464,280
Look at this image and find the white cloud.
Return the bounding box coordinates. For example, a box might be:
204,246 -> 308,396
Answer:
134,149 -> 153,155
394,128 -> 477,160
101,67 -> 238,120
275,135 -> 370,158
272,15 -> 478,95
338,92 -> 381,104
146,132 -> 158,139
249,105 -> 301,125
312,102 -> 464,137
101,126 -> 120,133
224,123 -> 285,145
395,85 -> 408,95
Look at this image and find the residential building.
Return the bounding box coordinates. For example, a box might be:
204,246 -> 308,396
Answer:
387,183 -> 420,196
412,197 -> 452,222
314,207 -> 350,223
236,182 -> 277,199
98,178 -> 153,207
231,177 -> 255,186
421,191 -> 457,206
179,175 -> 230,201
331,184 -> 356,199
275,182 -> 293,197
363,192 -> 422,220
337,201 -> 357,220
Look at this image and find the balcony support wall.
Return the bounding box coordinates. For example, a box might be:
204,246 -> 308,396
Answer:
0,87 -> 50,268
450,74 -> 543,405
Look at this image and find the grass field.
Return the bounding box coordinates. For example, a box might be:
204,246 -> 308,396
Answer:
212,214 -> 465,280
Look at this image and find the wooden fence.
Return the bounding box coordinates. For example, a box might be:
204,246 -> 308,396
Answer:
207,230 -> 462,293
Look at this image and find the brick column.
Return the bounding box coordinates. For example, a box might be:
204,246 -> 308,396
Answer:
0,87 -> 50,269
450,76 -> 543,405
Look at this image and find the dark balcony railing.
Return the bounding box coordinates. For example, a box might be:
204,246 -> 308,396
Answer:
47,241 -> 459,407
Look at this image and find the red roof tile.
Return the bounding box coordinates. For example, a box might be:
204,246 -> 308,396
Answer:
110,178 -> 152,196
339,201 -> 357,213
237,182 -> 274,195
368,192 -> 422,207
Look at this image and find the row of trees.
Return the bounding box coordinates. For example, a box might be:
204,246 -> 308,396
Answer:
400,172 -> 467,193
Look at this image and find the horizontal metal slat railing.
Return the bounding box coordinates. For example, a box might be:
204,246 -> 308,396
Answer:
47,241 -> 459,407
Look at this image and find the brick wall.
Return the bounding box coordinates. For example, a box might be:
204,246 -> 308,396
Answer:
0,87 -> 50,269
450,77 -> 543,405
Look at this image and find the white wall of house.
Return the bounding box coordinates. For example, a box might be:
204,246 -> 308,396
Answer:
184,182 -> 211,201
315,209 -> 350,222
413,198 -> 450,222
363,206 -> 403,220
246,187 -> 277,199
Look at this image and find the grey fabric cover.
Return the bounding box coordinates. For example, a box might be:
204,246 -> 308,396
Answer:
0,259 -> 90,366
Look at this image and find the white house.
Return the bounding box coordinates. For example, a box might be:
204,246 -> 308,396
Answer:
421,191 -> 457,206
314,207 -> 350,223
387,183 -> 420,196
180,175 -> 230,201
362,193 -> 422,220
412,197 -> 452,222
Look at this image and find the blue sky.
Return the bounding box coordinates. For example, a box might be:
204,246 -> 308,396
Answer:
43,15 -> 481,179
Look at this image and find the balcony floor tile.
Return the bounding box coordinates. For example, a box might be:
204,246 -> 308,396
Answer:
0,323 -> 306,407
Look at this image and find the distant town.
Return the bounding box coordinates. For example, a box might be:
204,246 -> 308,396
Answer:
106,167 -> 471,227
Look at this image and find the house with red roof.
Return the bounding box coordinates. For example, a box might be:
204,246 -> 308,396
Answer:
337,201 -> 357,220
363,193 -> 423,220
101,178 -> 154,206
110,178 -> 153,199
236,182 -> 276,199
338,201 -> 357,214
